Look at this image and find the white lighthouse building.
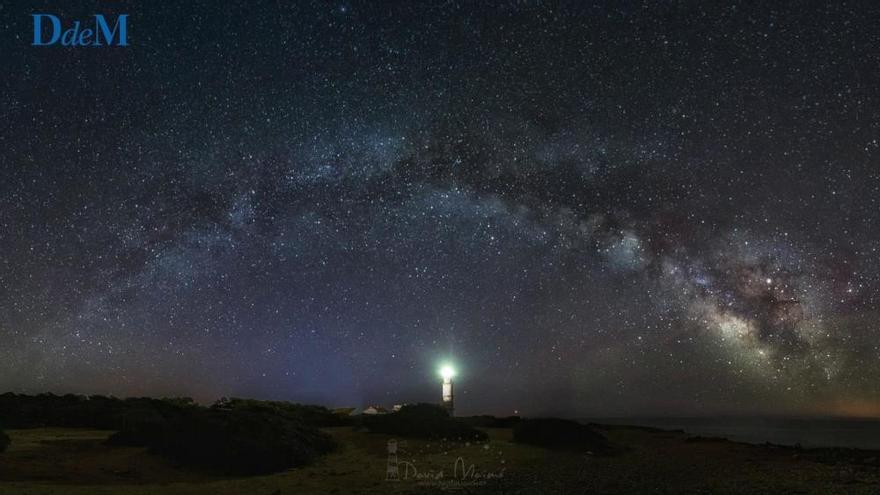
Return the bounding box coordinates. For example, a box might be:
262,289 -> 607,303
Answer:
440,365 -> 455,416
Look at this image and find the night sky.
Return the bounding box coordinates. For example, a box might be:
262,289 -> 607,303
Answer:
2,1 -> 879,417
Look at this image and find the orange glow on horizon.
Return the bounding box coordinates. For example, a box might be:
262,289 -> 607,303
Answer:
822,399 -> 880,418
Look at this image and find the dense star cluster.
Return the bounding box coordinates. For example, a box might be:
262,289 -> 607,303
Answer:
1,1 -> 879,416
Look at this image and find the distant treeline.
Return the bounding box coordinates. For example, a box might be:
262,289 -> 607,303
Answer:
459,414 -> 522,428
360,403 -> 489,440
0,393 -> 345,474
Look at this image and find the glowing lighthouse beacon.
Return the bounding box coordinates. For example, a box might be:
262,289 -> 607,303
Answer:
440,364 -> 455,416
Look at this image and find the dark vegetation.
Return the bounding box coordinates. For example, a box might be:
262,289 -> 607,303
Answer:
686,435 -> 730,443
0,429 -> 8,452
0,393 -> 337,474
213,397 -> 350,427
361,403 -> 488,441
0,393 -> 197,430
513,418 -> 610,453
460,414 -> 521,428
108,407 -> 335,474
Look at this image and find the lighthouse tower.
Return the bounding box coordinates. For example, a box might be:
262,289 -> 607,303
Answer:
440,365 -> 455,416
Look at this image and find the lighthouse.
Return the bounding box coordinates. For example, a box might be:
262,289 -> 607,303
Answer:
440,365 -> 455,416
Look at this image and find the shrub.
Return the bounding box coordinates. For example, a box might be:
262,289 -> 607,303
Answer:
0,393 -> 198,430
513,418 -> 610,453
362,403 -> 487,441
212,398 -> 351,427
0,393 -> 336,475
109,407 -> 336,475
0,429 -> 9,452
461,415 -> 521,428
105,406 -> 170,447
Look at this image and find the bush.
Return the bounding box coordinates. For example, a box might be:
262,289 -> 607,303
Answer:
212,398 -> 351,427
105,406 -> 171,447
109,406 -> 336,475
0,393 -> 336,475
0,429 -> 9,452
513,418 -> 610,453
0,393 -> 198,430
362,403 -> 487,441
461,415 -> 521,428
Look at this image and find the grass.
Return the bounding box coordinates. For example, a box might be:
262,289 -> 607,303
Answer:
0,427 -> 536,494
0,426 -> 878,494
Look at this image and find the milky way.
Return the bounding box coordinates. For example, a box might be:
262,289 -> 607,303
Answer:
1,1 -> 879,416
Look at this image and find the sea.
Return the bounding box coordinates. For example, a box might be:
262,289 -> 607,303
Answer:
590,417 -> 880,450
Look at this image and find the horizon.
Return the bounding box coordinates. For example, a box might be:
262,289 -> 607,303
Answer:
6,389 -> 880,422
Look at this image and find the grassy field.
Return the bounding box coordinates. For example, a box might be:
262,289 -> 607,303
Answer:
1,426 -> 878,494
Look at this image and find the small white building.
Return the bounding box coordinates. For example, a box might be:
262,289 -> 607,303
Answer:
363,405 -> 390,415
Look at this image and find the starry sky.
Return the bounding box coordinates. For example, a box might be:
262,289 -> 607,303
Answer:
1,1 -> 879,417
